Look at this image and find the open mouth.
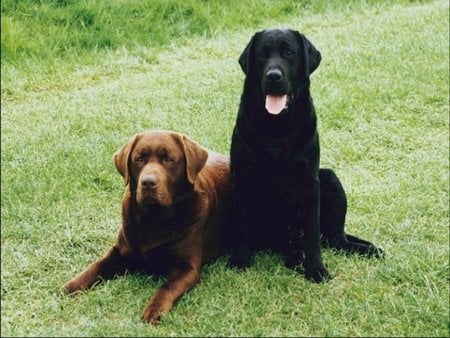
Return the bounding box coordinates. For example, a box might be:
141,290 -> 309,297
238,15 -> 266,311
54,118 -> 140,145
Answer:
265,94 -> 292,115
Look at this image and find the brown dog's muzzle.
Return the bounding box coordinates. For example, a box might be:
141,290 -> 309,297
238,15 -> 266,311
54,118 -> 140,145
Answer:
141,174 -> 158,189
136,164 -> 172,207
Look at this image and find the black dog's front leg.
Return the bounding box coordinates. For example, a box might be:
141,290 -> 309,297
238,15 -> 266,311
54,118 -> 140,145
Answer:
302,178 -> 330,282
228,170 -> 257,269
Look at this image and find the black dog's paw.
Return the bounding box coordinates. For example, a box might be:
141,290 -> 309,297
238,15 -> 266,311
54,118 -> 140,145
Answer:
304,260 -> 331,283
228,253 -> 252,269
285,250 -> 305,270
368,245 -> 384,259
228,244 -> 252,269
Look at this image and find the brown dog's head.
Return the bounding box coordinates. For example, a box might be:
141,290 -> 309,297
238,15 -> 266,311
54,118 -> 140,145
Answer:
113,130 -> 208,207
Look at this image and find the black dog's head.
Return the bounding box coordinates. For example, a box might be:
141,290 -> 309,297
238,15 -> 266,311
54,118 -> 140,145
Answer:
239,28 -> 321,116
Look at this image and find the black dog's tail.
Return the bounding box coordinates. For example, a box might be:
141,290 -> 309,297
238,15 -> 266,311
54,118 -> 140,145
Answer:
319,168 -> 383,258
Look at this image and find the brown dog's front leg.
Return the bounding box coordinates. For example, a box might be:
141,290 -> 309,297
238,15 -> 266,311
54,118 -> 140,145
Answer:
141,261 -> 200,325
62,245 -> 127,295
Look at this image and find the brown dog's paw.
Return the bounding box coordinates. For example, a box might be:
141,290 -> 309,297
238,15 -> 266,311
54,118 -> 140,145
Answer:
62,281 -> 80,295
141,304 -> 166,325
62,278 -> 90,296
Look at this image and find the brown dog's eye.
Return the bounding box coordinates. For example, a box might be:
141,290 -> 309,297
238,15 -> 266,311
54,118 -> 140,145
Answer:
162,155 -> 173,163
134,153 -> 148,163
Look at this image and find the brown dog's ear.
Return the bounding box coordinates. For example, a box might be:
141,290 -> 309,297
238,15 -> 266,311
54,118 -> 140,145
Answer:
239,30 -> 263,75
294,31 -> 322,75
113,134 -> 141,185
177,134 -> 208,185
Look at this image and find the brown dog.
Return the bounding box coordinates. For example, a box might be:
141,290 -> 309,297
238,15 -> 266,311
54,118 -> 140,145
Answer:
63,130 -> 232,324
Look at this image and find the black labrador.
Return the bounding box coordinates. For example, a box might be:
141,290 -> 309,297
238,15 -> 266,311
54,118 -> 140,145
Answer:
229,28 -> 382,282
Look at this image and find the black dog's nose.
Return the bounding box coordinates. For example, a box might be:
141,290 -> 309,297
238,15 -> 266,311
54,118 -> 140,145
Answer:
266,69 -> 283,82
141,175 -> 158,188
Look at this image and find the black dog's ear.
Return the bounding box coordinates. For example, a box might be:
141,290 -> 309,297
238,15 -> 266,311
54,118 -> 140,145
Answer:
238,31 -> 263,75
294,31 -> 322,75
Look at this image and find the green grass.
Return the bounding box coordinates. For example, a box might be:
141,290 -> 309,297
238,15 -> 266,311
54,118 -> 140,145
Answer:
1,0 -> 449,336
1,0 -> 431,99
1,0 -> 426,63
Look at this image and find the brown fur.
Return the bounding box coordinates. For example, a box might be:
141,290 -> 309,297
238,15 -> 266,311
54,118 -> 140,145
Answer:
63,130 -> 231,324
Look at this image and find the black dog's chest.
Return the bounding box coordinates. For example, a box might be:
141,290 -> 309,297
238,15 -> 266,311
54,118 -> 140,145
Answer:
264,143 -> 297,162
259,161 -> 307,206
253,163 -> 308,250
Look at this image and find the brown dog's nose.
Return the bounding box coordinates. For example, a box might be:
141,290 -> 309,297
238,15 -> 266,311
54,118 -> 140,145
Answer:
141,174 -> 158,189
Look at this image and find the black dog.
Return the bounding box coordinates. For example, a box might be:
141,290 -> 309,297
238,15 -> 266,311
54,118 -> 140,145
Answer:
229,28 -> 382,282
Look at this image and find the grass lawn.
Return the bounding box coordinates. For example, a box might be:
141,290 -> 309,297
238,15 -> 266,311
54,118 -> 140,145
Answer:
1,0 -> 448,336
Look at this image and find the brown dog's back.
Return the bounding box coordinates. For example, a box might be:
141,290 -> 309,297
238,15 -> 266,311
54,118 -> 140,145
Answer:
196,151 -> 232,263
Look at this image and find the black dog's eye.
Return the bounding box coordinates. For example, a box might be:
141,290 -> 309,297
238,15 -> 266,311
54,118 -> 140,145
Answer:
257,51 -> 268,58
284,49 -> 295,57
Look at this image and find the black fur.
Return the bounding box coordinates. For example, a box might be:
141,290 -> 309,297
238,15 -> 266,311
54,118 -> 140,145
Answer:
229,29 -> 383,282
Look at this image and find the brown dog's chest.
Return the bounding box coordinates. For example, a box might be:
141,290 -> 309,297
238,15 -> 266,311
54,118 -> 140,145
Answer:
121,195 -> 190,244
121,216 -> 194,255
117,238 -> 177,275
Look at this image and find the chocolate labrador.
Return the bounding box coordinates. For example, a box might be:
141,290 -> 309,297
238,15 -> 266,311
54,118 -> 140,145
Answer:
63,130 -> 232,324
229,28 -> 382,282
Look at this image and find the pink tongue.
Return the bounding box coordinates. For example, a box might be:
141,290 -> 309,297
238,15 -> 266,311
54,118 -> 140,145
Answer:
265,95 -> 287,115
